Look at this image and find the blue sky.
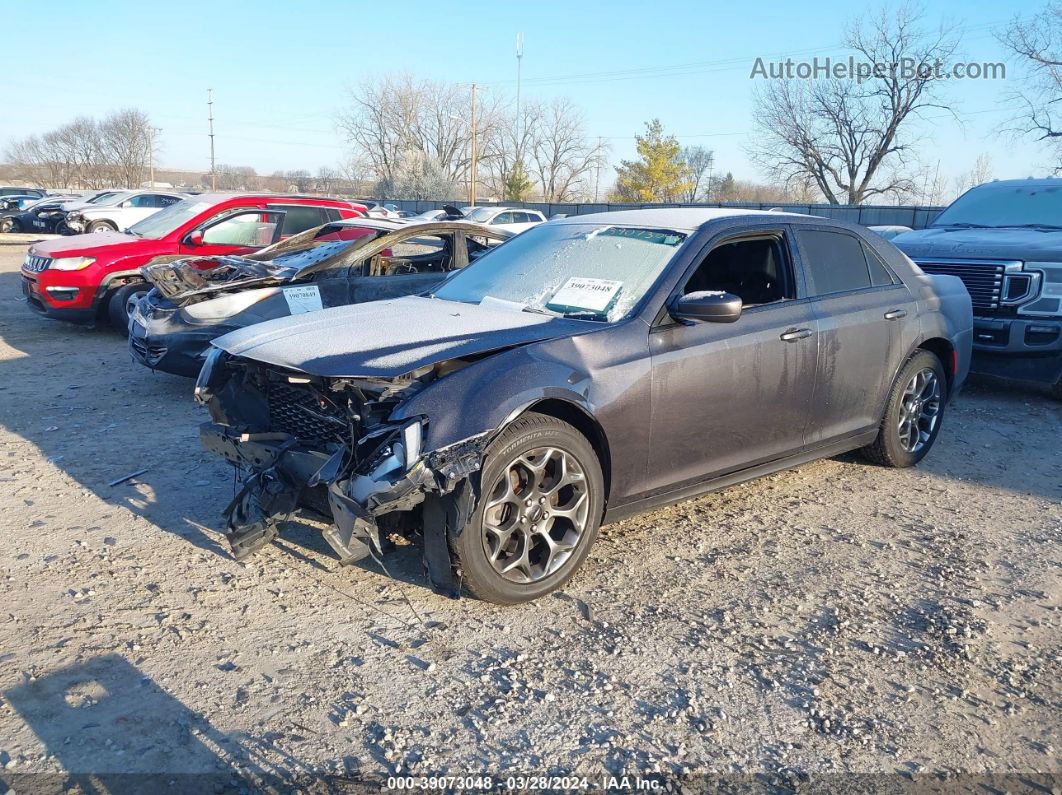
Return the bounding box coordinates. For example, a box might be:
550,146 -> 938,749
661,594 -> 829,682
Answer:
3,0 -> 1050,193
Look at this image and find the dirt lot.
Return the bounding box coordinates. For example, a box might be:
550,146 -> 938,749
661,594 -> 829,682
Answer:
0,238 -> 1059,791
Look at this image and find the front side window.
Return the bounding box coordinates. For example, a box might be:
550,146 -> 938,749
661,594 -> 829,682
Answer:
202,212 -> 282,246
371,234 -> 452,275
684,235 -> 793,306
798,230 -> 875,296
433,223 -> 687,322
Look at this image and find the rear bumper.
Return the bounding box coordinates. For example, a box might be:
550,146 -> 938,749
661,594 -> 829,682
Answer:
970,316 -> 1062,385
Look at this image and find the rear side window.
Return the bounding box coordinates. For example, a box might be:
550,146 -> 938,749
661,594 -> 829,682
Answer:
798,230 -> 879,295
274,205 -> 329,236
862,243 -> 896,286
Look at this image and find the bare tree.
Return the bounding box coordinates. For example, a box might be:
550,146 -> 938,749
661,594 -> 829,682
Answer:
482,99 -> 544,200
98,108 -> 152,188
999,3 -> 1062,167
213,164 -> 259,191
338,75 -> 502,196
679,146 -> 714,202
952,152 -> 994,196
529,98 -> 607,202
750,5 -> 959,204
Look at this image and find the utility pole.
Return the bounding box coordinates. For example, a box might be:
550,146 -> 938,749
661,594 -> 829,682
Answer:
470,83 -> 478,207
594,136 -> 603,202
207,88 -> 216,191
147,126 -> 159,188
515,33 -> 524,158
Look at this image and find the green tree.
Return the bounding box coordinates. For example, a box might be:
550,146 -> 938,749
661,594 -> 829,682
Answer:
503,160 -> 534,201
613,119 -> 693,203
715,171 -> 736,201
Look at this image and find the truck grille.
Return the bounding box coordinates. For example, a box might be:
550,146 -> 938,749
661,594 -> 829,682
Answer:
267,382 -> 345,442
23,255 -> 52,273
914,259 -> 1004,311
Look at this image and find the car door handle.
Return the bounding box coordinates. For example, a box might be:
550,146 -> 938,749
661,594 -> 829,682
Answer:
780,328 -> 814,342
884,309 -> 907,320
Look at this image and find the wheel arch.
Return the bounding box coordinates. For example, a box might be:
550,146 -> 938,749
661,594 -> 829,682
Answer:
518,398 -> 613,504
915,336 -> 956,392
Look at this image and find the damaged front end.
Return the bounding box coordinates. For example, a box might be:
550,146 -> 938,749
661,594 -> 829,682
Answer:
194,347 -> 487,596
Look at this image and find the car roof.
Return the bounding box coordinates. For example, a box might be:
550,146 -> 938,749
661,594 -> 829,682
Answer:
192,192 -> 356,207
327,218 -> 512,236
962,178 -> 1062,189
551,207 -> 808,231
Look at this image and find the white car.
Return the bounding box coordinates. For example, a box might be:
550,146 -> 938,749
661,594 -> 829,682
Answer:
64,190 -> 187,234
460,206 -> 546,234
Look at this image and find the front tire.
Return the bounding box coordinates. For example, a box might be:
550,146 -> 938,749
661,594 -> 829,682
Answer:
450,412 -> 604,604
107,282 -> 150,335
861,350 -> 947,467
0,218 -> 15,233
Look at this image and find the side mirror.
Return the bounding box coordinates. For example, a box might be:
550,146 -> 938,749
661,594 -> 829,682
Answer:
671,291 -> 743,323
187,229 -> 204,246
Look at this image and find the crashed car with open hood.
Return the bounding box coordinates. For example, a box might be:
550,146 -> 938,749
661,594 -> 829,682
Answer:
131,219 -> 512,376
195,208 -> 972,604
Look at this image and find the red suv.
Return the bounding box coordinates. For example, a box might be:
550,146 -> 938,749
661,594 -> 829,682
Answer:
21,194 -> 365,332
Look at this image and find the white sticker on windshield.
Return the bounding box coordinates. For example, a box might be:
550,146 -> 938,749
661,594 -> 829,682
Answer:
283,285 -> 323,314
547,277 -> 623,313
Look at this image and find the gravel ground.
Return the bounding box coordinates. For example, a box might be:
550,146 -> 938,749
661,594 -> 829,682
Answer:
0,239 -> 1059,792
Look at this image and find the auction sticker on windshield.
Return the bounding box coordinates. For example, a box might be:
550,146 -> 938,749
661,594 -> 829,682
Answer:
547,277 -> 623,314
283,285 -> 323,314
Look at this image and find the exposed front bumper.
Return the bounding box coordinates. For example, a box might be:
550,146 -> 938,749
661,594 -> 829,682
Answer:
129,315 -> 218,377
970,315 -> 1062,385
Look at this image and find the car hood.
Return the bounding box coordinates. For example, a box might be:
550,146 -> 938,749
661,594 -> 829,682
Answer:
894,227 -> 1062,262
141,254 -> 297,302
213,295 -> 592,378
30,231 -> 142,257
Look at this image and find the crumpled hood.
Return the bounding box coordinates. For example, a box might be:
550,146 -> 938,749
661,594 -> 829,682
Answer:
894,227 -> 1062,262
31,231 -> 140,257
213,296 -> 591,378
142,255 -> 293,302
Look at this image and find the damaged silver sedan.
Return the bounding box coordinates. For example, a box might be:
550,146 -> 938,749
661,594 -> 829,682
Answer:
195,209 -> 972,604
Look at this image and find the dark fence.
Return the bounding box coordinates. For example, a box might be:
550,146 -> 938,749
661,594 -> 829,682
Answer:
381,199 -> 945,230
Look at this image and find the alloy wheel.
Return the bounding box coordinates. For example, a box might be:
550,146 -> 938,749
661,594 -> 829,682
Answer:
897,367 -> 941,453
481,447 -> 590,583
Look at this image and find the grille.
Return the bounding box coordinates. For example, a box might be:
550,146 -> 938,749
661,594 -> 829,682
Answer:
267,382 -> 345,442
23,255 -> 52,273
915,259 -> 1004,311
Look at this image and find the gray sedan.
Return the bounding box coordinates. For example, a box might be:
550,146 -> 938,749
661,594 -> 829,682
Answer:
194,208 -> 973,603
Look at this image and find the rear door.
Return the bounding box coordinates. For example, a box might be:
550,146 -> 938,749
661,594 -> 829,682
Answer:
794,227 -> 915,444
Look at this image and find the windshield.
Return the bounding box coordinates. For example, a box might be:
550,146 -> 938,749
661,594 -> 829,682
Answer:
433,222 -> 687,322
932,183 -> 1062,229
88,191 -> 120,204
127,199 -> 213,239
463,207 -> 495,222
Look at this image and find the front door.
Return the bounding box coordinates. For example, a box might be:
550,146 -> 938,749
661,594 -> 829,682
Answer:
178,209 -> 285,257
646,230 -> 819,495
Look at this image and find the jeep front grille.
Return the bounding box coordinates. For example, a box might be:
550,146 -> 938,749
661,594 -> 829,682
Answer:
23,255 -> 52,273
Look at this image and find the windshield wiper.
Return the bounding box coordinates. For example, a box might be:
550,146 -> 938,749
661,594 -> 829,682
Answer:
934,222 -> 993,229
997,223 -> 1062,231
521,305 -> 561,317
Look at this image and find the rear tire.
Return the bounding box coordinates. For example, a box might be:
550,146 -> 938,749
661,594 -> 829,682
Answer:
0,218 -> 14,233
861,350 -> 947,468
107,282 -> 150,335
450,412 -> 604,604
88,220 -> 117,234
